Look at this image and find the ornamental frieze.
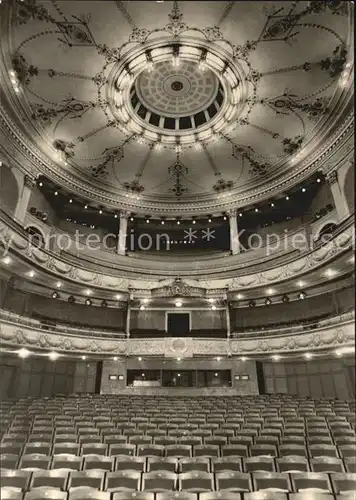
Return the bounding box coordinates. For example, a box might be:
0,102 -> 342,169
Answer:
0,317 -> 353,356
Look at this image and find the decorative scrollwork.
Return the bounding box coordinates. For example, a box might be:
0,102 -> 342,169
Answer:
91,145 -> 124,179
123,178 -> 145,195
165,0 -> 188,37
304,1 -> 348,16
265,93 -> 329,121
320,44 -> 348,77
168,156 -> 188,198
282,135 -> 304,154
11,52 -> 38,85
31,98 -> 96,125
53,139 -> 75,159
12,0 -> 54,25
57,16 -> 95,47
213,178 -> 234,193
203,26 -> 224,41
260,11 -> 300,42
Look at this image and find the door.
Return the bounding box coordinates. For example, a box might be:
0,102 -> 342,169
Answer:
167,313 -> 190,336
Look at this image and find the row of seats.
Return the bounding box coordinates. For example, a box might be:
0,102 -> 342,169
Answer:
2,468 -> 356,494
2,487 -> 356,500
1,458 -> 354,472
1,396 -> 354,500
2,454 -> 356,473
2,443 -> 355,459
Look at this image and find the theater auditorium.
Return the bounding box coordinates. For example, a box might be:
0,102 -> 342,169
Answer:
0,1 -> 355,499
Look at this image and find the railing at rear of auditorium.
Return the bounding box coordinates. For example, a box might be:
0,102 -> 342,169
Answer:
0,308 -> 353,342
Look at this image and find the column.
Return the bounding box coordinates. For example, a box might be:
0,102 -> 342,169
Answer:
228,209 -> 240,254
225,301 -> 231,339
126,293 -> 132,338
326,170 -> 351,222
117,211 -> 128,255
14,175 -> 35,223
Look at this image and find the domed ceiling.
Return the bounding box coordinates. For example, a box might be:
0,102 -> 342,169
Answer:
0,0 -> 354,214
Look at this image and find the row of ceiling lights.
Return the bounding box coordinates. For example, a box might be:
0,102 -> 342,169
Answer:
139,297 -> 219,311
37,178 -> 322,223
12,347 -> 354,362
13,348 -> 119,361
247,291 -> 306,308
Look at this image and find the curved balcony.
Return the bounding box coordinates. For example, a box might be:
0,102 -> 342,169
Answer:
0,309 -> 354,357
1,209 -> 354,286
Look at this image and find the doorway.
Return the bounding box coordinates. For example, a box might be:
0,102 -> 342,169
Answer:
166,312 -> 190,336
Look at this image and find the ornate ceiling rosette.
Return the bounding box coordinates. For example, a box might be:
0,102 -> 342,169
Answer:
0,0 -> 354,214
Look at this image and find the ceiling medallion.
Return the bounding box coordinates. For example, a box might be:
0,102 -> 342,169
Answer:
171,81 -> 184,92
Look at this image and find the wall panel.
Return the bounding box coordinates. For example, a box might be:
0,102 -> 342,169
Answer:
0,355 -> 97,400
263,357 -> 355,400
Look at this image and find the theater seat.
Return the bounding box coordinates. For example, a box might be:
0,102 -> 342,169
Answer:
0,470 -> 32,490
51,454 -> 82,471
113,493 -> 154,500
288,495 -> 334,500
0,454 -> 20,469
244,457 -> 275,473
0,488 -> 24,500
200,493 -> 243,500
142,471 -> 178,491
215,472 -> 251,492
83,456 -> 113,471
115,456 -> 146,472
276,456 -> 309,472
179,458 -> 210,473
330,472 -> 356,494
105,471 -> 141,492
156,493 -> 198,500
211,457 -> 242,473
178,471 -> 214,492
68,471 -> 105,490
147,458 -> 178,473
24,488 -> 67,500
244,494 -> 287,500
30,469 -> 69,490
252,472 -> 291,492
68,487 -> 110,500
290,472 -> 332,493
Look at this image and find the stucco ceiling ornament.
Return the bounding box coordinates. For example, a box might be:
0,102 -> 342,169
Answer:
1,0 -> 352,213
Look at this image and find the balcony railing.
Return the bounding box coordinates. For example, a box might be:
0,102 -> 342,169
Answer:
1,208 -> 353,278
231,309 -> 355,339
0,309 -> 126,340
